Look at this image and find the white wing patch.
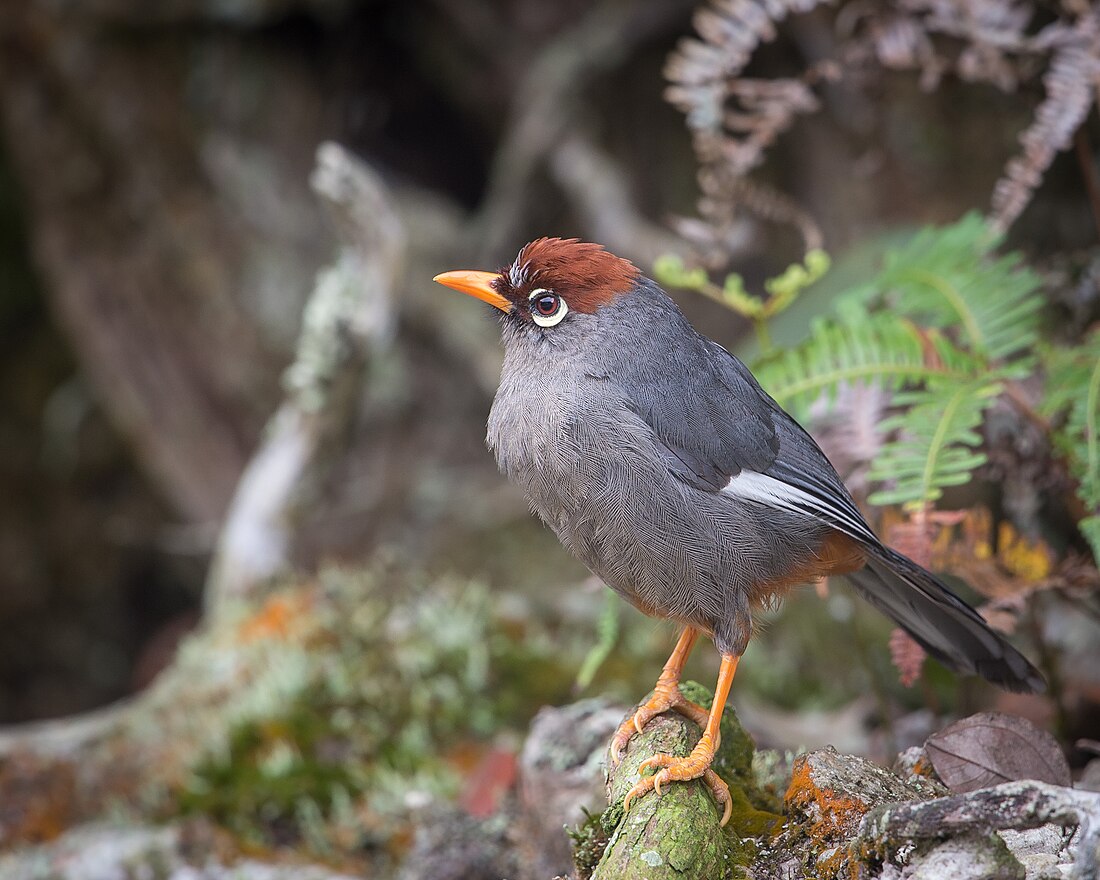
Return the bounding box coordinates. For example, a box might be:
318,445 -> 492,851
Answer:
722,470 -> 875,543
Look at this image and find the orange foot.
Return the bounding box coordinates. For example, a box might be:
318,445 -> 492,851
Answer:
619,652 -> 740,827
623,738 -> 733,827
609,683 -> 712,766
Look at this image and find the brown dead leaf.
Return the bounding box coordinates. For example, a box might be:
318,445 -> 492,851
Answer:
925,712 -> 1070,793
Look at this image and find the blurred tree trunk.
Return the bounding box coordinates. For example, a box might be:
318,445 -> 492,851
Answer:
0,2 -> 331,522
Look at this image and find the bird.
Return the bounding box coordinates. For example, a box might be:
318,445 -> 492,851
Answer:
433,237 -> 1044,826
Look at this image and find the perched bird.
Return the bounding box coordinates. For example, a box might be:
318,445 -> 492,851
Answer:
434,238 -> 1044,825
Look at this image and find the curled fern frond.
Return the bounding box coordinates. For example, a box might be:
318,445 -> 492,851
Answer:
665,0 -> 1099,255
991,13 -> 1100,233
868,381 -> 1003,510
664,0 -> 832,252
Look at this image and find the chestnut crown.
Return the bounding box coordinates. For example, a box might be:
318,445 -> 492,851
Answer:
433,238 -> 641,329
493,238 -> 640,317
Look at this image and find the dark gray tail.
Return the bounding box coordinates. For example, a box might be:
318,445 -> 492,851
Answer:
847,545 -> 1045,693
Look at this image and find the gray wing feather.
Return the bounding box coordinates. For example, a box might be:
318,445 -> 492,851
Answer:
611,302 -> 779,491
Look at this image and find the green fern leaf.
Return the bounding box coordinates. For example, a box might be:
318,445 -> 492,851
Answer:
1041,330 -> 1100,511
751,215 -> 1044,511
1079,516 -> 1100,564
754,308 -> 981,421
866,213 -> 1043,361
868,380 -> 1002,509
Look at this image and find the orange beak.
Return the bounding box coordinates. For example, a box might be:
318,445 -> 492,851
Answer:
433,270 -> 512,313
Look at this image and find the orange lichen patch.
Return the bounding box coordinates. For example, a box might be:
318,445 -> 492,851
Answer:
0,754 -> 80,844
784,749 -> 923,879
785,756 -> 872,845
237,592 -> 312,643
909,753 -> 938,781
784,758 -> 872,879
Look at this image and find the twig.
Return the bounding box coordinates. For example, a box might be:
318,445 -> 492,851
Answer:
548,127 -> 689,269
205,142 -> 402,610
475,0 -> 695,261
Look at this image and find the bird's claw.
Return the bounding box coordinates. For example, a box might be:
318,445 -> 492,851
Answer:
609,684 -> 710,765
622,752 -> 732,826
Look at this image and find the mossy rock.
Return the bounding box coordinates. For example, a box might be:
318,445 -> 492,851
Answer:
588,683 -> 784,879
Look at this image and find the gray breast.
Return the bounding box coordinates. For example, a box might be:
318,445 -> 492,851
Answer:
489,364 -> 741,643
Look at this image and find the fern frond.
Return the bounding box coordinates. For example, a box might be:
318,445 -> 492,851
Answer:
991,29 -> 1100,233
868,380 -> 1002,510
864,213 -> 1043,362
754,308 -> 981,421
749,216 -> 1045,509
1079,517 -> 1100,565
1041,330 -> 1100,511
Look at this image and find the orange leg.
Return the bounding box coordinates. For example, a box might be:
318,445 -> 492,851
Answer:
623,652 -> 740,827
609,627 -> 711,765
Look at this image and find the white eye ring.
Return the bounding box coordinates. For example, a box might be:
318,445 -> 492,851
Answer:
529,288 -> 568,327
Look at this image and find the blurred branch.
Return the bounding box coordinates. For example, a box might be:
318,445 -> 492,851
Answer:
549,127 -> 688,268
0,699 -> 134,760
0,142 -> 404,764
206,142 -> 402,610
475,0 -> 695,261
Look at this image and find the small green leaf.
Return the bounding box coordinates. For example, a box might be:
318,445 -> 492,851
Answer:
574,590 -> 620,692
654,254 -> 709,290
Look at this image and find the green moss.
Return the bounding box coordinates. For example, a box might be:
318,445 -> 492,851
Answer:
600,801 -> 625,834
165,564 -> 624,855
724,784 -> 784,840
678,681 -> 755,781
178,701 -> 363,846
678,680 -> 784,819
568,807 -> 613,880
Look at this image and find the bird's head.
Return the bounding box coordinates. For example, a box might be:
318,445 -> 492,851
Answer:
433,238 -> 641,342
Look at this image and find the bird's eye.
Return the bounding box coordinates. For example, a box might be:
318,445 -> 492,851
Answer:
529,289 -> 568,327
